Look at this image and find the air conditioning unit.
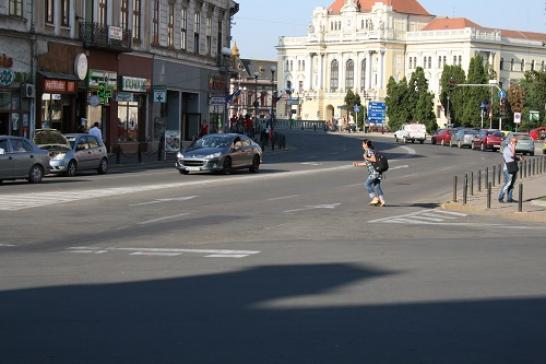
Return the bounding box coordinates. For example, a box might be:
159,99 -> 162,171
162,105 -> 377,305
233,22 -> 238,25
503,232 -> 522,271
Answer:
21,83 -> 35,98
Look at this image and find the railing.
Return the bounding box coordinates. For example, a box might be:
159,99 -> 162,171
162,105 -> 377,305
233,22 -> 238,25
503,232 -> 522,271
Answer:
79,22 -> 132,52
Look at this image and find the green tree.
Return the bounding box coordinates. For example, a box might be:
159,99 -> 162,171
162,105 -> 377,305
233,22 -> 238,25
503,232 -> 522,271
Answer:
407,68 -> 438,132
520,70 -> 546,130
462,55 -> 490,127
385,76 -> 411,131
344,89 -> 365,128
439,65 -> 466,126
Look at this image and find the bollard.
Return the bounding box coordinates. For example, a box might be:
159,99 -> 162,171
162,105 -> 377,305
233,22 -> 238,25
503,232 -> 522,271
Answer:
470,171 -> 474,196
533,158 -> 537,176
498,164 -> 502,185
487,182 -> 492,209
518,183 -> 523,213
463,174 -> 468,205
492,165 -> 496,187
520,161 -> 523,179
453,176 -> 458,202
523,160 -> 527,178
478,170 -> 482,192
485,167 -> 489,188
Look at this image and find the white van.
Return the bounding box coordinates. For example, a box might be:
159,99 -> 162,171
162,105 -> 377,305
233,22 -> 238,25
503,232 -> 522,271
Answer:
394,123 -> 427,144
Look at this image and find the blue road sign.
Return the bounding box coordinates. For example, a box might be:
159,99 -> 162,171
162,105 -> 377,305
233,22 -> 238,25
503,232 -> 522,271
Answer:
498,90 -> 507,98
367,101 -> 386,125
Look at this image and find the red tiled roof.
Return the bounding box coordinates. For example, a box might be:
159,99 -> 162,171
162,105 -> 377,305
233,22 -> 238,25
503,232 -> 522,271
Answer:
422,18 -> 484,31
500,29 -> 546,43
328,0 -> 430,16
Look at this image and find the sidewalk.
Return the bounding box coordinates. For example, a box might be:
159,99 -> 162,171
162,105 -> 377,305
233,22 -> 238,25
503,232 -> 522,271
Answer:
443,173 -> 546,224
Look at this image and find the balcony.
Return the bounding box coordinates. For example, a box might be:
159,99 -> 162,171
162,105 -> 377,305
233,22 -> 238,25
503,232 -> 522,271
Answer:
79,22 -> 131,52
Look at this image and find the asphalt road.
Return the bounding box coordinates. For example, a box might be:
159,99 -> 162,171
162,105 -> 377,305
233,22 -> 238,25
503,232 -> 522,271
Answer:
1,130 -> 546,364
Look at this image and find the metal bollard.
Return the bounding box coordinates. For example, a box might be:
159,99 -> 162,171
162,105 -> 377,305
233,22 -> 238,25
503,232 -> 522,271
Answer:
485,167 -> 489,188
498,164 -> 502,185
533,158 -> 537,176
520,161 -> 523,179
487,182 -> 492,209
470,171 -> 474,196
463,174 -> 468,205
478,170 -> 482,192
518,183 -> 523,213
453,176 -> 458,203
523,160 -> 527,178
492,165 -> 496,187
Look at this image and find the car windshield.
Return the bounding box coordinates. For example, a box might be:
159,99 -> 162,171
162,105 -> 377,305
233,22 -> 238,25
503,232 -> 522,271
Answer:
190,135 -> 233,149
34,130 -> 70,148
489,131 -> 502,137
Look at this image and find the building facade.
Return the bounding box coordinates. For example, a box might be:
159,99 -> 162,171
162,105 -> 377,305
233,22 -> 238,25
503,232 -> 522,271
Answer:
277,0 -> 546,128
0,0 -> 238,150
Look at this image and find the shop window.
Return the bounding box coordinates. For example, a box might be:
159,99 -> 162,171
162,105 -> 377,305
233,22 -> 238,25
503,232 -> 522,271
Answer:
9,0 -> 23,17
117,101 -> 140,142
168,3 -> 175,48
61,0 -> 69,26
46,0 -> 54,24
180,8 -> 187,50
132,0 -> 142,41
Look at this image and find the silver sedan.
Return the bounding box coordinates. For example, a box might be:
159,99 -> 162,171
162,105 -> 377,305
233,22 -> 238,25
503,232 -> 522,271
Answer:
501,132 -> 535,156
176,133 -> 262,175
0,136 -> 50,183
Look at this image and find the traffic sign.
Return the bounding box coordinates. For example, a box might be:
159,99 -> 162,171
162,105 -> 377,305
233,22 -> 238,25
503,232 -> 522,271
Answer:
354,105 -> 361,113
367,101 -> 386,125
498,90 -> 507,99
514,112 -> 522,124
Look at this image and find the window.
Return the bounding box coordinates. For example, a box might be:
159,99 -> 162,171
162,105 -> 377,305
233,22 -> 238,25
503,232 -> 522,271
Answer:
542,61 -> 545,72
121,0 -> 129,31
117,100 -> 140,142
302,60 -> 305,71
428,57 -> 432,69
423,57 -> 427,68
217,18 -> 223,56
0,139 -> 8,154
361,59 -> 367,90
60,0 -> 69,26
531,60 -> 535,72
290,60 -> 293,71
132,0 -> 141,40
9,0 -> 22,17
345,59 -> 354,90
500,58 -> 504,70
11,139 -> 33,153
194,12 -> 201,53
46,0 -> 54,24
443,56 -> 447,67
206,16 -> 212,55
330,60 -> 339,92
438,56 -> 442,69
453,55 -> 457,65
286,59 -> 289,71
168,3 -> 174,47
510,58 -> 514,71
299,80 -> 304,93
521,59 -> 525,72
98,0 -> 107,26
152,0 -> 159,45
180,8 -> 187,50
409,57 -> 413,69
87,136 -> 99,149
458,56 -> 462,66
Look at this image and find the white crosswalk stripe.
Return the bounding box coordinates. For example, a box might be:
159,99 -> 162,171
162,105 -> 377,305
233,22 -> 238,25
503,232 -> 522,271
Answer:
369,209 -> 468,225
66,247 -> 260,259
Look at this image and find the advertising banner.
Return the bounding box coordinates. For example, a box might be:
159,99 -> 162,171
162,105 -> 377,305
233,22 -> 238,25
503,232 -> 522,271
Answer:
165,130 -> 181,153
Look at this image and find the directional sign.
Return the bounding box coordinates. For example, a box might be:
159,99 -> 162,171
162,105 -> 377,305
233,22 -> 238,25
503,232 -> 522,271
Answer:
367,101 -> 386,125
498,90 -> 507,99
209,96 -> 226,106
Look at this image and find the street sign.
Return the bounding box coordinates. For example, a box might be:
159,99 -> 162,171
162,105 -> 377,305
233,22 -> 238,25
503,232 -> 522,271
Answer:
514,112 -> 522,124
529,110 -> 540,122
153,86 -> 167,103
367,101 -> 386,125
498,90 -> 507,99
209,96 -> 226,106
354,105 -> 361,113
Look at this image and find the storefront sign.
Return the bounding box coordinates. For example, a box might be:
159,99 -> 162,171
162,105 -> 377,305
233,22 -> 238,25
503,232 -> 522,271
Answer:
88,70 -> 117,91
121,76 -> 149,93
74,53 -> 88,81
43,79 -> 76,93
165,130 -> 181,153
0,69 -> 16,87
108,26 -> 123,41
117,92 -> 134,102
209,96 -> 226,106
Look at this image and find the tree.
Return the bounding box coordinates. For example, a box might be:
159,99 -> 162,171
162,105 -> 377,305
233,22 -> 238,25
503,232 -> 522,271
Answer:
439,65 -> 466,126
462,55 -> 490,127
385,76 -> 411,131
407,68 -> 438,132
344,89 -> 364,128
520,71 -> 546,130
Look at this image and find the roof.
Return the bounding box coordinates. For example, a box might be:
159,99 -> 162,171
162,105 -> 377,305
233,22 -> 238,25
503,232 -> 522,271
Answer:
236,58 -> 277,81
421,17 -> 546,43
328,0 -> 430,16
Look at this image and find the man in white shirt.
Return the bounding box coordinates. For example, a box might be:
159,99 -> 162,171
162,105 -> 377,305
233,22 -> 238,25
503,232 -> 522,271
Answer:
499,137 -> 518,203
89,122 -> 103,145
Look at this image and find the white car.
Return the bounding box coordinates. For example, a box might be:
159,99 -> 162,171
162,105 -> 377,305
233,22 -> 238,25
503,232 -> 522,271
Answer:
394,123 -> 427,144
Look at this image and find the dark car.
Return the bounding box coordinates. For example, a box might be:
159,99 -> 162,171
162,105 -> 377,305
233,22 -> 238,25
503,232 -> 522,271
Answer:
176,133 -> 263,175
0,136 -> 50,184
431,129 -> 452,146
471,129 -> 503,151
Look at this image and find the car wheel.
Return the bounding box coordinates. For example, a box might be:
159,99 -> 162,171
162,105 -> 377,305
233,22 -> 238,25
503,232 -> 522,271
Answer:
97,158 -> 108,175
65,160 -> 77,177
179,170 -> 189,175
28,164 -> 44,184
223,157 -> 232,175
249,155 -> 260,173
394,136 -> 399,143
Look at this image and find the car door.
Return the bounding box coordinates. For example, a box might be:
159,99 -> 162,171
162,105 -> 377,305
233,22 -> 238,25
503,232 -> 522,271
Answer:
0,138 -> 13,179
10,138 -> 37,177
86,136 -> 101,169
74,136 -> 92,170
230,138 -> 245,168
239,137 -> 254,166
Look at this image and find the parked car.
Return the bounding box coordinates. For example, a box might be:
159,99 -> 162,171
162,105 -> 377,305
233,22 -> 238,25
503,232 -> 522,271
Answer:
451,128 -> 479,148
529,126 -> 546,141
394,123 -> 427,144
0,136 -> 50,184
431,128 -> 452,146
471,129 -> 503,151
33,129 -> 108,176
176,133 -> 262,175
500,132 -> 535,156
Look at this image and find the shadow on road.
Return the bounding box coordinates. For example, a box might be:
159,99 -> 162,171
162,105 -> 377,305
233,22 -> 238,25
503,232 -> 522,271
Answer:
2,263 -> 545,363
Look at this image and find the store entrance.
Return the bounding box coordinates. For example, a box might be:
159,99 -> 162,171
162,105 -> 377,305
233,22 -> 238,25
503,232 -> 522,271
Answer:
0,113 -> 8,135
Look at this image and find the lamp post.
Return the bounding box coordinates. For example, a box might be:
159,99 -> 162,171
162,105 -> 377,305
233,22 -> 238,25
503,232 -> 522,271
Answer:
253,71 -> 259,120
221,47 -> 232,133
270,65 -> 276,128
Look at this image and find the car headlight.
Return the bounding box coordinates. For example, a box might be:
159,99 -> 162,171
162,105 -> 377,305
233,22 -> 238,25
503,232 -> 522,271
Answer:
177,152 -> 184,159
52,153 -> 66,161
204,152 -> 222,159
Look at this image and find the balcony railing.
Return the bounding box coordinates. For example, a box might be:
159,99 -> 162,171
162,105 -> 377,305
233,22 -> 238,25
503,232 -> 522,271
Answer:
79,22 -> 131,52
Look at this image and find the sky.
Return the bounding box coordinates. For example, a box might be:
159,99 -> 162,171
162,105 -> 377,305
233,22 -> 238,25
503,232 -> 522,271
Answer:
231,0 -> 546,60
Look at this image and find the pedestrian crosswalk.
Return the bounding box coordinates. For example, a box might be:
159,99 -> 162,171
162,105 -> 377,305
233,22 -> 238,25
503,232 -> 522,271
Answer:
368,209 -> 468,225
66,246 -> 261,259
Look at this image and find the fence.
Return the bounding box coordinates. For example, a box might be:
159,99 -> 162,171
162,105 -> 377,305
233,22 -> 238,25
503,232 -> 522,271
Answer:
255,118 -> 326,131
452,154 -> 546,212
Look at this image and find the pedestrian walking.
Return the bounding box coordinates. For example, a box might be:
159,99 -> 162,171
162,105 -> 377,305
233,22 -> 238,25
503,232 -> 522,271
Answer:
353,139 -> 386,207
499,136 -> 520,203
88,122 -> 103,145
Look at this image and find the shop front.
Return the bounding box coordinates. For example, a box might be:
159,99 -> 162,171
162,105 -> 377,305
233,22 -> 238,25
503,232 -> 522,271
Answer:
86,69 -> 117,149
0,53 -> 32,137
38,75 -> 78,132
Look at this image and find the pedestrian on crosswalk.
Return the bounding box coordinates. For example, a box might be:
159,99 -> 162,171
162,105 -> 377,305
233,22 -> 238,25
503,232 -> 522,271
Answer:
353,139 -> 386,207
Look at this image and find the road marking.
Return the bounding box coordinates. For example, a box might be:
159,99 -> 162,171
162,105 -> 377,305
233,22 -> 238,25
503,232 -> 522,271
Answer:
301,162 -> 323,166
66,247 -> 260,259
369,209 -> 468,224
137,212 -> 191,225
284,203 -> 341,214
0,244 -> 16,247
267,194 -> 300,201
389,165 -> 409,171
400,146 -> 417,155
130,195 -> 198,207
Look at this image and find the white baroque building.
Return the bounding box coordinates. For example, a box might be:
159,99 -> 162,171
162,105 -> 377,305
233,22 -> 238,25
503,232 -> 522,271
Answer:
277,0 -> 546,127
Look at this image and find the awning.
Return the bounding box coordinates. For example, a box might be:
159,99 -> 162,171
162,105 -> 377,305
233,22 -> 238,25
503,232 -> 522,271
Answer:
38,71 -> 80,81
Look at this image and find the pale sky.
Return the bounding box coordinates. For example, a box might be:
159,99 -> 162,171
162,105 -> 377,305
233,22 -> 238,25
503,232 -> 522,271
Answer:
232,0 -> 546,60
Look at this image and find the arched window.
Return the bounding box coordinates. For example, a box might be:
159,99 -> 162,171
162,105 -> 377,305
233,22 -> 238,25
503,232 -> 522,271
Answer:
500,58 -> 504,71
428,56 -> 432,69
361,59 -> 367,90
521,59 -> 525,72
531,60 -> 535,71
330,60 -> 339,92
345,59 -> 354,90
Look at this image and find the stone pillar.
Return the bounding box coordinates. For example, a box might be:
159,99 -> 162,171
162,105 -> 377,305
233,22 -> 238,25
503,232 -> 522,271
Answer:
380,49 -> 386,89
54,0 -> 61,35
69,0 -> 76,38
318,54 -> 323,90
306,54 -> 313,90
367,50 -> 373,90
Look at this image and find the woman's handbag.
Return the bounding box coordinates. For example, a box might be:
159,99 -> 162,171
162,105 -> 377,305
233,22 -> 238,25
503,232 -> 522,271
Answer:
507,161 -> 519,174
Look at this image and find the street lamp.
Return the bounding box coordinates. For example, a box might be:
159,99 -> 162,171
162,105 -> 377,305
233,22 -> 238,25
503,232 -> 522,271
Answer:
253,71 -> 259,119
270,65 -> 276,126
221,47 -> 232,132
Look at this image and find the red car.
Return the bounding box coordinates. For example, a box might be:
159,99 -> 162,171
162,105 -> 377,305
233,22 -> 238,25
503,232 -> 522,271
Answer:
471,129 -> 503,151
530,127 -> 546,141
431,129 -> 452,146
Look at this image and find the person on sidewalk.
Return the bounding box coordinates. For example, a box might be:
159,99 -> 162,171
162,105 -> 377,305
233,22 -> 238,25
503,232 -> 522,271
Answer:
353,139 -> 386,207
499,137 -> 520,203
89,122 -> 103,145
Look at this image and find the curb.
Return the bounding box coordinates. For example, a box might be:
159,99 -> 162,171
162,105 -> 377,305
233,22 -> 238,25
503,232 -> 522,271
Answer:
442,201 -> 546,224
